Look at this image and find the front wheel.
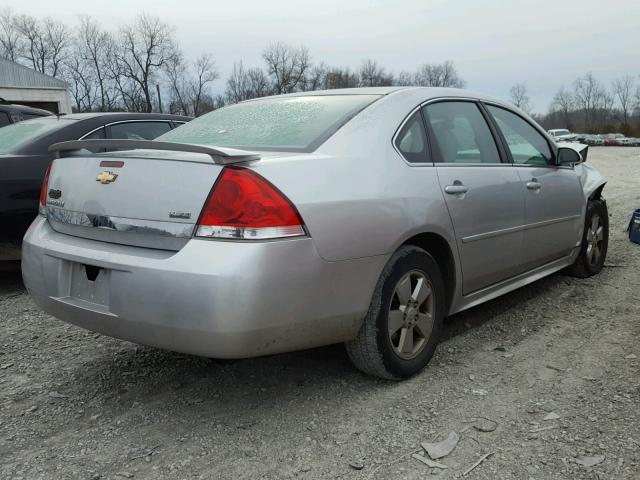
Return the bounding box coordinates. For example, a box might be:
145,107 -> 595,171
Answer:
345,246 -> 445,380
567,199 -> 609,278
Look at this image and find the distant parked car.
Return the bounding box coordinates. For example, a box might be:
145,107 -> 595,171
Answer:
0,99 -> 53,127
0,112 -> 192,254
548,128 -> 577,142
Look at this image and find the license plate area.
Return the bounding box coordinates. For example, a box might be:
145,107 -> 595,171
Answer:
70,262 -> 110,306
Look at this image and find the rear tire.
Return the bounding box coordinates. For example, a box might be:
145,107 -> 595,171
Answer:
345,246 -> 445,380
566,199 -> 608,278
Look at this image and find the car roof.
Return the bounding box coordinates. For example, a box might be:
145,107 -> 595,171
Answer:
244,86 -> 519,110
59,112 -> 192,121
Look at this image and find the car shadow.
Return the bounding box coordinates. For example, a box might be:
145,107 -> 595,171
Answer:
55,271 -> 568,417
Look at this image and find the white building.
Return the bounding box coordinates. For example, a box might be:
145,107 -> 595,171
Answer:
0,58 -> 71,114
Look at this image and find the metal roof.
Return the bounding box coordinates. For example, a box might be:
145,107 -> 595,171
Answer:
0,58 -> 68,90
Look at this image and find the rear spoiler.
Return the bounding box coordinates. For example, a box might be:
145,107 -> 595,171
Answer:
48,139 -> 260,165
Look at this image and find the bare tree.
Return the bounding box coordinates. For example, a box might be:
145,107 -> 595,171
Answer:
115,14 -> 179,112
11,14 -> 69,77
394,71 -> 414,86
358,59 -> 393,87
64,55 -> 95,111
324,67 -> 359,89
76,16 -> 117,110
262,42 -> 310,94
189,53 -> 218,116
0,9 -> 22,61
414,61 -> 465,88
612,75 -> 635,132
573,72 -> 604,131
225,61 -> 270,103
550,86 -> 575,130
509,83 -> 532,113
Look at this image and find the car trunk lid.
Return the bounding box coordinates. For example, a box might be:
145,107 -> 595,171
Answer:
45,149 -> 231,251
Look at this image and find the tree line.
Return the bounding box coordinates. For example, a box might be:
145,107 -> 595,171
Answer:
1,9 -> 639,136
0,10 -> 464,116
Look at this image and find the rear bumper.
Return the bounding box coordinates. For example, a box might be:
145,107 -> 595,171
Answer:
22,217 -> 386,358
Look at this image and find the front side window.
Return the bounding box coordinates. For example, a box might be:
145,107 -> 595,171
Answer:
394,112 -> 430,163
487,105 -> 552,166
157,94 -> 381,152
110,122 -> 172,140
423,102 -> 500,164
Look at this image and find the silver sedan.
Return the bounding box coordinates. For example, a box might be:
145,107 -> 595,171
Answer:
21,87 -> 608,379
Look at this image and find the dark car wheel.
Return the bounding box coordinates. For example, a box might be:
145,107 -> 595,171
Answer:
567,199 -> 609,278
346,246 -> 445,380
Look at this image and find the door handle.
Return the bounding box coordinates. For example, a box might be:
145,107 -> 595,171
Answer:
526,180 -> 542,190
444,184 -> 469,195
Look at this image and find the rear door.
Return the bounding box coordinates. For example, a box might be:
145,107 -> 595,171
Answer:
423,100 -> 525,295
484,105 -> 584,271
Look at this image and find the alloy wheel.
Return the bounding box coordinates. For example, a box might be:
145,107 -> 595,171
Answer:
387,270 -> 435,360
586,213 -> 604,266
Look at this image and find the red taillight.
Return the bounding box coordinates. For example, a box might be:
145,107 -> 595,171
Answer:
196,166 -> 305,240
39,161 -> 53,214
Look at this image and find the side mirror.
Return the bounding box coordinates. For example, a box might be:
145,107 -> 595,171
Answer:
557,147 -> 582,166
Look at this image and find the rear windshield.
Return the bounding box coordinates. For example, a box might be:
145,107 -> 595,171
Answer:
0,117 -> 71,153
157,94 -> 381,152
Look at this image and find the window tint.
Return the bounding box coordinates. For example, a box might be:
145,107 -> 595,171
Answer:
110,122 -> 172,140
157,95 -> 381,152
395,112 -> 430,163
84,127 -> 106,139
487,105 -> 552,166
423,102 -> 500,164
0,112 -> 10,127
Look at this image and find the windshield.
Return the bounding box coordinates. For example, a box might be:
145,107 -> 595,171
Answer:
157,94 -> 381,152
0,117 -> 70,154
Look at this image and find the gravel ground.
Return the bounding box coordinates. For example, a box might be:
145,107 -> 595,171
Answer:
1,147 -> 639,480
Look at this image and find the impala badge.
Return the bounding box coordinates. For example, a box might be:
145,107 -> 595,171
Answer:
96,171 -> 118,184
48,188 -> 62,199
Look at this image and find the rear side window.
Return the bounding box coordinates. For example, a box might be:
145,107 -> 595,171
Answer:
487,105 -> 552,166
0,112 -> 10,127
157,95 -> 381,152
110,121 -> 172,140
84,127 -> 106,139
423,102 -> 501,164
395,112 -> 430,163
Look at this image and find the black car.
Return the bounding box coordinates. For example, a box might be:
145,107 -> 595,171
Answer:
0,112 -> 192,254
0,99 -> 53,127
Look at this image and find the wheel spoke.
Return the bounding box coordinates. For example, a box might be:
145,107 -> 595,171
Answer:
412,278 -> 431,307
415,312 -> 433,338
596,226 -> 604,242
398,327 -> 414,354
388,310 -> 404,336
591,215 -> 599,232
396,275 -> 412,306
593,245 -> 601,263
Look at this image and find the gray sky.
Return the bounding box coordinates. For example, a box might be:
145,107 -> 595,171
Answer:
6,0 -> 640,112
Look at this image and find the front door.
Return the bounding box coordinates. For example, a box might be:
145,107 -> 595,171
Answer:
484,105 -> 584,271
423,101 -> 525,295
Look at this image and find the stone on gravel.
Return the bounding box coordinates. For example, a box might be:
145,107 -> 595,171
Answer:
48,391 -> 67,399
543,412 -> 560,421
575,455 -> 605,467
348,461 -> 364,470
412,453 -> 448,469
421,431 -> 459,459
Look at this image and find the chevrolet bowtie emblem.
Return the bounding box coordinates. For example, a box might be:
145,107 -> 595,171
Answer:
96,171 -> 118,184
